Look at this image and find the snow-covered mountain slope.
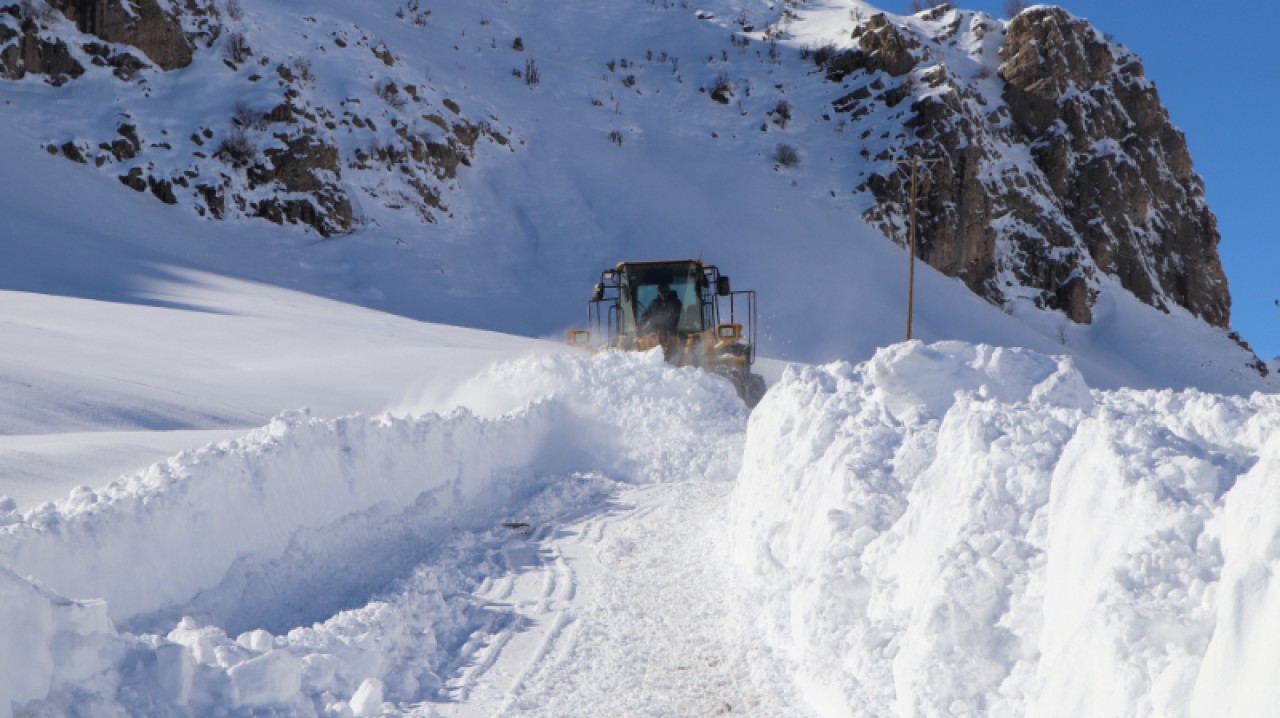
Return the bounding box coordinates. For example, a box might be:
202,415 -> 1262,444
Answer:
0,0 -> 1267,388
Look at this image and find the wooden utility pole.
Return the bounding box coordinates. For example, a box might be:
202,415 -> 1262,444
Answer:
906,157 -> 920,341
900,155 -> 942,342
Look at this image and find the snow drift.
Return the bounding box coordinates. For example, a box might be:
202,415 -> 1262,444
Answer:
730,341 -> 1280,717
0,350 -> 746,717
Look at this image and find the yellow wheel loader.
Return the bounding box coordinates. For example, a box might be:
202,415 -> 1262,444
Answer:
566,259 -> 766,406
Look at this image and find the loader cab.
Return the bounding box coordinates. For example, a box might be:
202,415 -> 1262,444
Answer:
617,261 -> 709,337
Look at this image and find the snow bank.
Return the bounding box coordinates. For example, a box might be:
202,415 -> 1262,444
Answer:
0,405 -> 568,628
730,340 -> 1280,717
435,347 -> 748,483
1,350 -> 745,716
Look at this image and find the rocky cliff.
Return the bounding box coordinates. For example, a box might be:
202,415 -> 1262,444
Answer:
812,4 -> 1229,327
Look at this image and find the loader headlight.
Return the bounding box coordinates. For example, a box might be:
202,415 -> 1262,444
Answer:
716,324 -> 741,341
566,329 -> 592,346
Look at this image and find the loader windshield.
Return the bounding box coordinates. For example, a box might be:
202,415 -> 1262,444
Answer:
618,262 -> 705,336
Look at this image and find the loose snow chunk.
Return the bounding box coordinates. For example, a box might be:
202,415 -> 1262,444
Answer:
167,617 -> 230,666
237,628 -> 276,652
230,649 -> 304,707
350,677 -> 386,717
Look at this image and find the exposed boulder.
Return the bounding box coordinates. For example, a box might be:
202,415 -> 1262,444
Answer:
826,13 -> 918,81
46,0 -> 219,70
0,6 -> 84,83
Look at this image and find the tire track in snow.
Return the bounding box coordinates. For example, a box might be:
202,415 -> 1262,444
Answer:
446,526 -> 581,714
442,480 -> 813,717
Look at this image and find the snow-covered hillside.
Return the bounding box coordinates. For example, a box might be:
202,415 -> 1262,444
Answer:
0,0 -> 1267,386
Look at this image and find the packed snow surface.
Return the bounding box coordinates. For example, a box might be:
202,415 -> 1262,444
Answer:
4,342 -> 1280,716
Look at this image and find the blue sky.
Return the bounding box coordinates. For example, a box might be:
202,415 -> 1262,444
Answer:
907,1 -> 1280,359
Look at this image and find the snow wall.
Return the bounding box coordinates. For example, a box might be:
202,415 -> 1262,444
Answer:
0,350 -> 746,718
729,341 -> 1280,718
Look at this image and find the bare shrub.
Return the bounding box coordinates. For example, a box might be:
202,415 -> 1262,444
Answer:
909,0 -> 946,12
289,57 -> 314,86
215,127 -> 256,167
524,58 -> 540,86
231,100 -> 266,130
773,143 -> 800,168
224,32 -> 251,64
770,99 -> 792,128
608,129 -> 623,145
811,43 -> 838,68
621,74 -> 636,88
711,70 -> 732,95
512,36 -> 524,51
225,0 -> 242,21
376,79 -> 407,109
1003,0 -> 1031,17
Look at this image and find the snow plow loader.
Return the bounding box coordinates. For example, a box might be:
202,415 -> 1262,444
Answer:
566,259 -> 766,406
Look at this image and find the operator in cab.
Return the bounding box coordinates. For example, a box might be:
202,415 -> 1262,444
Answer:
639,283 -> 682,337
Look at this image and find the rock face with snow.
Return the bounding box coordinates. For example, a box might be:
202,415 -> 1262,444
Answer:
0,0 -> 217,82
826,5 -> 1228,326
0,0 -> 507,235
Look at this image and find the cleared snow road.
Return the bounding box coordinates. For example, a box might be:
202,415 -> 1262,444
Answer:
445,479 -> 808,717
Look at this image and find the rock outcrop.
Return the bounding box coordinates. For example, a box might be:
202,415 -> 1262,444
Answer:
2,0 -> 508,236
819,5 -> 1229,327
47,0 -> 220,70
0,0 -> 217,81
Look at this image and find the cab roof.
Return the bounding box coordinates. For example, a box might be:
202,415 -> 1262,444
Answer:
614,258 -> 705,269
